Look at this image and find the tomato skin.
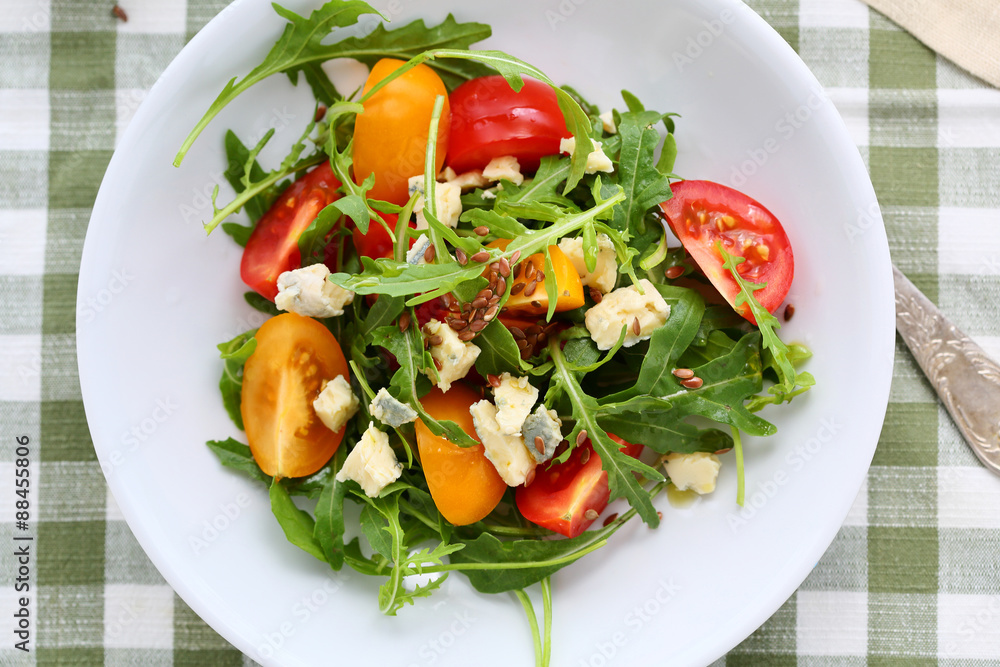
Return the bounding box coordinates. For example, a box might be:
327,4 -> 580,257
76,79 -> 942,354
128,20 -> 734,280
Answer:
241,161 -> 341,301
241,312 -> 350,479
351,213 -> 402,260
415,385 -> 507,526
659,180 -> 794,325
448,75 -> 568,173
353,58 -> 450,205
516,434 -> 642,538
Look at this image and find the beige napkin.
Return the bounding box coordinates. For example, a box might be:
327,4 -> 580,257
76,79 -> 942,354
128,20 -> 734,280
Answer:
862,0 -> 1000,88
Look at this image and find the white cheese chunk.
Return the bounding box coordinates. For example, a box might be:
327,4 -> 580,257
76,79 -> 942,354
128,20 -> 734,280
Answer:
662,452 -> 721,495
275,263 -> 354,318
599,110 -> 617,134
312,375 -> 360,433
438,166 -> 458,182
414,180 -> 462,229
369,387 -> 417,428
422,319 -> 480,393
493,372 -> 538,436
557,233 -> 618,294
448,169 -> 489,190
584,279 -> 670,351
521,406 -> 563,464
482,155 -> 524,185
335,422 -> 402,497
558,136 -> 615,174
470,400 -> 535,486
406,234 -> 432,265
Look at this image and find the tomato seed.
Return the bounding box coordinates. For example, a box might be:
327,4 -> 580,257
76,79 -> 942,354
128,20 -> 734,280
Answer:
584,509 -> 599,521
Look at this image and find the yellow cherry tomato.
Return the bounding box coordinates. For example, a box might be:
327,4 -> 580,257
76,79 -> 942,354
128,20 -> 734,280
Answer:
488,239 -> 585,315
353,58 -> 450,205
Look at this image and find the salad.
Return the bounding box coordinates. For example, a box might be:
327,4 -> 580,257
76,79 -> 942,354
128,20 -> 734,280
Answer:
174,1 -> 814,663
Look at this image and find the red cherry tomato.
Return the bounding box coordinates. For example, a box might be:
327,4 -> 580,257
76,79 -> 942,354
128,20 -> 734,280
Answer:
447,76 -> 569,173
516,434 -> 642,538
351,213 -> 404,260
240,161 -> 341,301
659,180 -> 793,325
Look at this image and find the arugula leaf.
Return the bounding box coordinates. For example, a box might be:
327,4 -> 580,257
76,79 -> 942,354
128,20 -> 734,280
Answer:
609,107 -> 673,237
313,445 -> 348,569
597,413 -> 732,455
474,320 -> 529,377
717,244 -> 798,395
221,221 -> 253,247
270,478 -> 326,562
216,329 -> 256,430
297,193 -> 368,265
244,291 -> 280,316
206,438 -> 270,484
222,130 -> 273,222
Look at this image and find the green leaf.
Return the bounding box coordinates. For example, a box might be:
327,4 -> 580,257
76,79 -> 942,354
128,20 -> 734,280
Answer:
656,133 -> 678,176
216,329 -> 257,430
474,320 -> 529,377
221,221 -> 253,247
313,446 -> 348,569
610,109 -> 674,237
244,291 -> 280,316
461,209 -> 530,239
223,130 -> 272,222
297,193 -> 368,264
270,478 -> 326,562
206,438 -> 270,484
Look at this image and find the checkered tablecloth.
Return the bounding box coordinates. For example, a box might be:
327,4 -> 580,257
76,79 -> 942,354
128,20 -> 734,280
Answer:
2,0 -> 998,664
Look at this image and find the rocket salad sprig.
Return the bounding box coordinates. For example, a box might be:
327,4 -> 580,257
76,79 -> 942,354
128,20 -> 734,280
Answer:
178,1 -> 814,664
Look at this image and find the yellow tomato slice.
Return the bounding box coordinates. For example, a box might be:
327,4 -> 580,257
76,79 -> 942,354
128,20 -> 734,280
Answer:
241,313 -> 349,479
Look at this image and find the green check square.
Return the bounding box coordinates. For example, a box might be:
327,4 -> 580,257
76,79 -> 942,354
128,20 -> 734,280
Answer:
173,594 -> 241,651
51,0 -> 117,32
48,150 -> 113,209
105,523 -> 166,585
744,0 -> 799,52
799,525 -> 867,592
50,90 -> 116,152
40,400 -> 95,462
186,0 -> 230,41
39,521 -> 106,586
36,648 -> 104,665
868,593 -> 938,661
869,28 -> 936,89
729,593 -> 797,656
39,461 -> 107,522
44,208 -> 90,275
872,402 -> 938,467
175,649 -> 245,667
868,526 -> 938,594
869,146 -> 939,208
42,273 -> 78,336
880,205 -> 937,277
869,89 -> 937,147
41,334 -> 83,402
50,31 -> 115,91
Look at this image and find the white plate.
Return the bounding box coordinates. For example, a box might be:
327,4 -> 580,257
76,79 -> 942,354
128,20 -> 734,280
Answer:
78,0 -> 894,665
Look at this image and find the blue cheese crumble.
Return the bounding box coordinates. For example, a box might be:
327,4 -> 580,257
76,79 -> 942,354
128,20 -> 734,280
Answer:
369,387 -> 417,428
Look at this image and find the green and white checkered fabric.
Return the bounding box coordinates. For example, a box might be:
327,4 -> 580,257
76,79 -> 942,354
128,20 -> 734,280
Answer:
1,0 -> 998,664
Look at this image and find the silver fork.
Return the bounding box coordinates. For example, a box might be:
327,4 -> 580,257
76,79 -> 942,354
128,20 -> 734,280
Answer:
893,265 -> 1000,476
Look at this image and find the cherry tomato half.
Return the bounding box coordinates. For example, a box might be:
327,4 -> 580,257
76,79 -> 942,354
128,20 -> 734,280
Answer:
415,385 -> 506,526
241,161 -> 341,301
447,75 -> 569,173
660,180 -> 794,325
516,435 -> 642,538
353,58 -> 450,205
351,213 -> 403,260
241,313 -> 350,479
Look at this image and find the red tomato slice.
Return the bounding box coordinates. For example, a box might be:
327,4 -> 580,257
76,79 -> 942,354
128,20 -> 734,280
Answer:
351,213 -> 404,260
659,180 -> 794,325
447,76 -> 569,173
241,161 -> 341,301
516,434 -> 642,538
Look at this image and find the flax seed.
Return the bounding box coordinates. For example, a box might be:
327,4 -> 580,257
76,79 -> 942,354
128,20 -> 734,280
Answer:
530,300 -> 542,309
499,258 -> 511,277
428,334 -> 443,347
523,281 -> 537,297
471,250 -> 490,263
472,297 -> 489,309
632,316 -> 641,336
489,263 -> 500,274
433,357 -> 443,370
715,448 -> 733,455
672,368 -> 694,379
524,467 -> 536,487
602,513 -> 618,527
576,430 -> 588,446
477,288 -> 493,300
456,248 -> 468,265
534,436 -> 545,454
657,512 -> 663,521
484,305 -> 499,321
516,338 -> 529,350
459,330 -> 476,341
524,262 -> 536,281
111,4 -> 128,21
579,447 -> 591,464
474,226 -> 489,236
470,320 -> 488,333
314,105 -> 327,123
511,282 -> 526,295
681,376 -> 704,389
512,263 -> 522,280
589,287 -> 603,303
665,265 -> 684,279
398,311 -> 411,332
584,509 -> 599,521
487,374 -> 502,388
424,244 -> 436,263
510,250 -> 521,265
494,278 -> 506,295
784,303 -> 795,321
448,318 -> 468,331
510,327 -> 525,340
535,270 -> 545,284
